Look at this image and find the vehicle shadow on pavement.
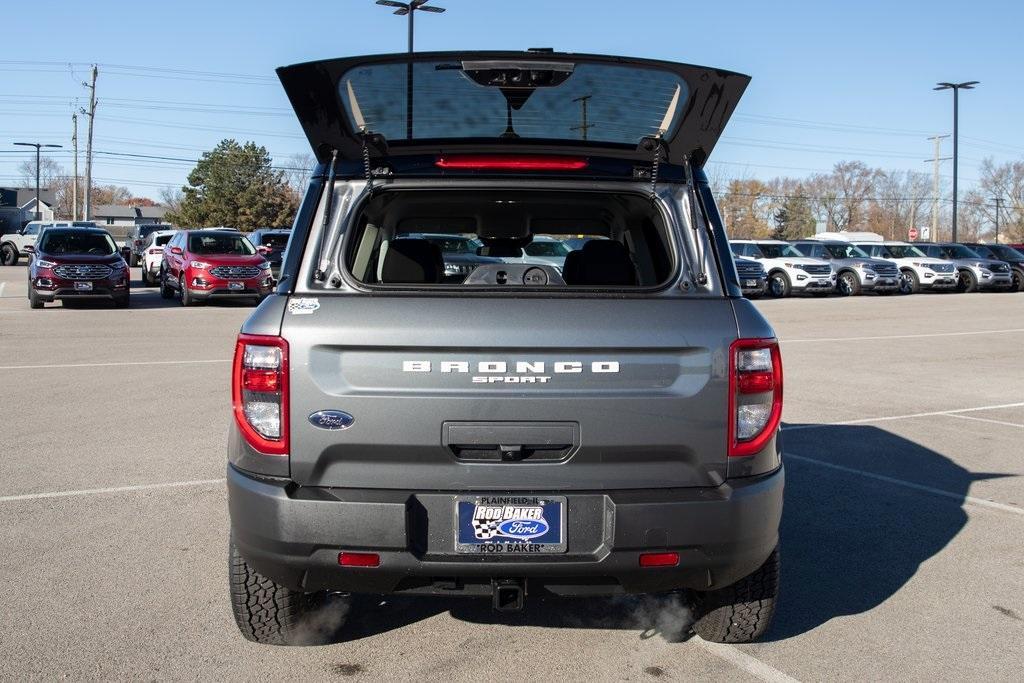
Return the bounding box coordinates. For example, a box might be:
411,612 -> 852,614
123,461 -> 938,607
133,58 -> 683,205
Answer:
327,423 -> 1010,645
766,423 -> 1011,641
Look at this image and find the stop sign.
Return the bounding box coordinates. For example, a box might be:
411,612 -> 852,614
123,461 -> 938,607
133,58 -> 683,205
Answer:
908,227 -> 919,240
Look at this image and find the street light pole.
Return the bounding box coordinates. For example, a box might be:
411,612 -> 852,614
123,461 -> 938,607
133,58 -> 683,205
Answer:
375,0 -> 447,140
934,81 -> 979,242
13,142 -> 62,221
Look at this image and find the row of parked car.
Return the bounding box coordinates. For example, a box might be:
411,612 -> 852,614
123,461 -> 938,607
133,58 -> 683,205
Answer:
9,220 -> 1024,308
11,221 -> 291,309
729,232 -> 1024,297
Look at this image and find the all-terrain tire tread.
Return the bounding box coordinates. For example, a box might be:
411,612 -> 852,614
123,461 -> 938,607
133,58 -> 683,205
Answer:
229,543 -> 311,645
693,548 -> 780,643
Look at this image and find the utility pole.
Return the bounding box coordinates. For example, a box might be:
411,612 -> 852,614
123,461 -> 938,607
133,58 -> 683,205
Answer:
925,135 -> 950,240
992,197 -> 1002,243
13,142 -> 62,221
571,95 -> 594,140
83,65 -> 98,221
72,113 -> 79,221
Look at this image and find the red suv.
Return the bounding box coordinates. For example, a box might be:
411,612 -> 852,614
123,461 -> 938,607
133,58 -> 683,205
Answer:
159,229 -> 273,306
26,227 -> 130,308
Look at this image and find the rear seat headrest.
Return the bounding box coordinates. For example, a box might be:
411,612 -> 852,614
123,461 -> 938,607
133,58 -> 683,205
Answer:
563,240 -> 637,286
381,239 -> 444,283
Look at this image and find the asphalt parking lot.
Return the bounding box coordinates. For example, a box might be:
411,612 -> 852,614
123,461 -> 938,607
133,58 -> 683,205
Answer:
1,264 -> 1021,681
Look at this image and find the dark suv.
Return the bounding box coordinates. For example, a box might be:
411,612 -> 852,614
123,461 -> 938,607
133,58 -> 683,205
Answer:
963,243 -> 1024,291
227,51 -> 784,645
126,223 -> 174,266
26,227 -> 130,308
247,228 -> 292,279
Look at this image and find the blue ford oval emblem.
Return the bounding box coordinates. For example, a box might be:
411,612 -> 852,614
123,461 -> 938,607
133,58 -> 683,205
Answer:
496,518 -> 550,541
308,410 -> 354,430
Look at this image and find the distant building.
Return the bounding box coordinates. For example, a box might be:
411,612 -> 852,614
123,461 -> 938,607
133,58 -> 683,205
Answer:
92,204 -> 169,227
0,187 -> 57,232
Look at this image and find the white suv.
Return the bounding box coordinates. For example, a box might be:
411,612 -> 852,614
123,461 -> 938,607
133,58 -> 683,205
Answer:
1,220 -> 97,266
730,239 -> 835,297
140,229 -> 177,286
851,241 -> 958,293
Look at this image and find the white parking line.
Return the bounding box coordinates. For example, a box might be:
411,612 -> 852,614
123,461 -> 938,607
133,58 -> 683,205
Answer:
783,402 -> 1024,431
781,328 -> 1024,344
0,478 -> 225,503
695,640 -> 801,683
944,413 -> 1024,429
786,454 -> 1024,517
0,359 -> 231,370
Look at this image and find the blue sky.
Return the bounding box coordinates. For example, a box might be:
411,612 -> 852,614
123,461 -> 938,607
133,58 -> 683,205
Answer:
2,0 -> 1022,198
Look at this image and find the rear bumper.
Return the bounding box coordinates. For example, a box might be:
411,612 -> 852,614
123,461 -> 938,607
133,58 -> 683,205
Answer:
227,463 -> 784,597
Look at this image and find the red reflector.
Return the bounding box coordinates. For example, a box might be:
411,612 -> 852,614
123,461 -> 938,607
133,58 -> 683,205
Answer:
148,248 -> 161,254
242,368 -> 280,392
338,552 -> 380,567
435,155 -> 588,171
639,552 -> 679,568
737,371 -> 774,394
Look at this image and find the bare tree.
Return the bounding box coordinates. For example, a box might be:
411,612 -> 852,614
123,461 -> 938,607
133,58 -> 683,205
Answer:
17,157 -> 64,189
975,158 -> 1024,241
280,153 -> 316,199
159,186 -> 184,215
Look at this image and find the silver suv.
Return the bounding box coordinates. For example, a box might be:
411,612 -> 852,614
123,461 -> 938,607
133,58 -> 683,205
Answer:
226,51 -> 784,646
792,239 -> 901,295
917,242 -> 1014,292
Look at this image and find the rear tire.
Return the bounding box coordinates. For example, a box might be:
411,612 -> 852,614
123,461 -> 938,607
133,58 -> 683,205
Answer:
229,541 -> 350,645
767,272 -> 791,298
160,268 -> 174,299
693,547 -> 780,644
958,269 -> 978,293
1,243 -> 18,266
1012,268 -> 1023,292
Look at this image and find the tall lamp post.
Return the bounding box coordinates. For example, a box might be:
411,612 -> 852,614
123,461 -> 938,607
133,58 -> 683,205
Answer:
13,142 -> 62,221
934,81 -> 978,242
375,0 -> 447,140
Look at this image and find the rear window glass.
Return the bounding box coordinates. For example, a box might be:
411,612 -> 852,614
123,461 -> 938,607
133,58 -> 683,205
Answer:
40,231 -> 116,255
340,60 -> 688,144
188,233 -> 255,255
258,234 -> 291,249
343,190 -> 672,289
154,234 -> 173,247
140,225 -> 169,238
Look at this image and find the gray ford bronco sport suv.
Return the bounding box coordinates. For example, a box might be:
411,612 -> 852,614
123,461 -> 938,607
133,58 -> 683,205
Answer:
227,51 -> 784,645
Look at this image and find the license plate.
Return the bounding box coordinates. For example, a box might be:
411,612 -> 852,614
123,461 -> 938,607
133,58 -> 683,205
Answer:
228,281 -> 244,290
74,281 -> 92,291
744,279 -> 758,287
455,496 -> 566,554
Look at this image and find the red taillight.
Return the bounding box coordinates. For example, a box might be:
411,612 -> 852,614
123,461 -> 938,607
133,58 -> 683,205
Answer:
232,334 -> 288,456
435,155 -> 588,171
639,552 -> 679,568
339,552 -> 380,567
242,368 -> 280,392
148,248 -> 162,254
728,339 -> 783,458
